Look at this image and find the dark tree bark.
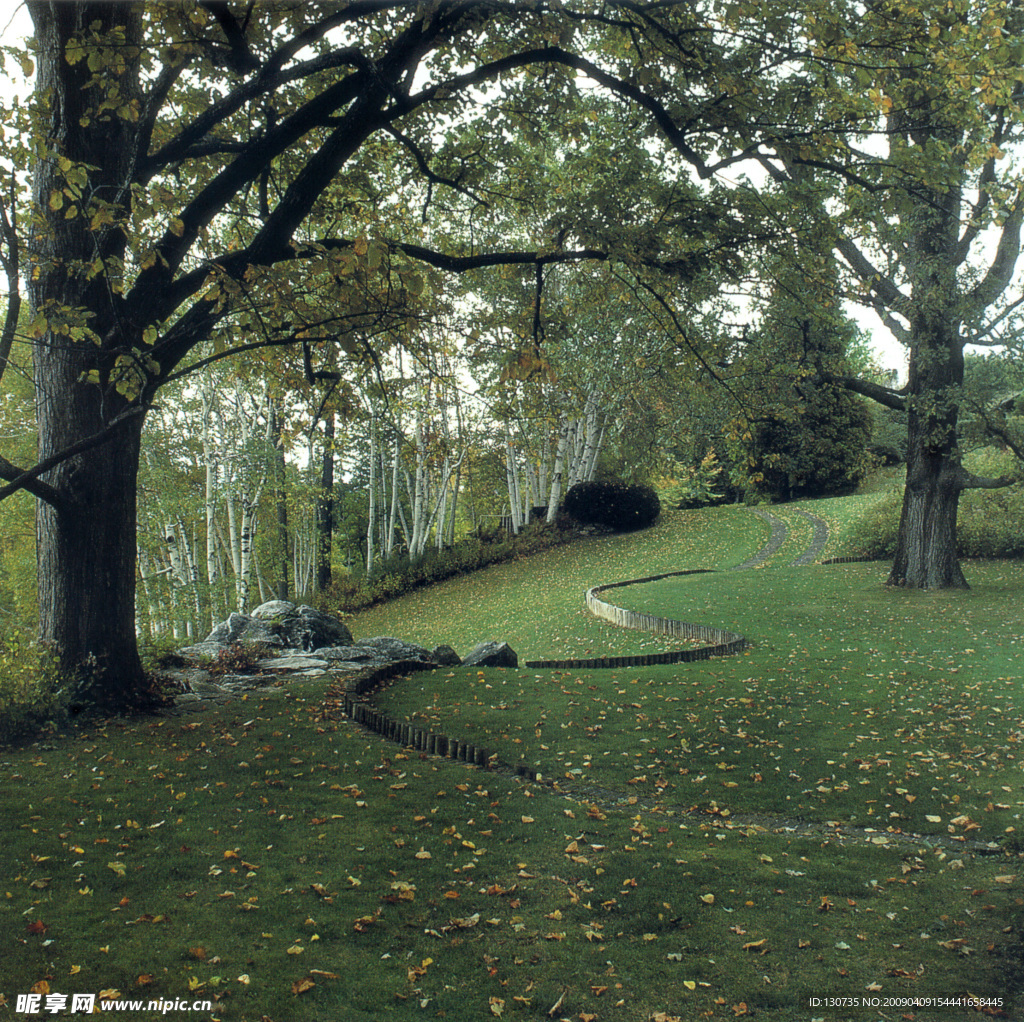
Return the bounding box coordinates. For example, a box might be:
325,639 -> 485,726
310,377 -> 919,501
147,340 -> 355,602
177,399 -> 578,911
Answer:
28,2 -> 151,708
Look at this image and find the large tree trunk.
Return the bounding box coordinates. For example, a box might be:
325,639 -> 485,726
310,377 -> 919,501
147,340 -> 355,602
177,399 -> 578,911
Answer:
888,450 -> 966,589
29,2 -> 151,708
886,126 -> 971,590
35,405 -> 148,706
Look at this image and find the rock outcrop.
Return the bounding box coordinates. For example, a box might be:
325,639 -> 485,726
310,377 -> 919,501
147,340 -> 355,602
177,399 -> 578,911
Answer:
204,600 -> 354,650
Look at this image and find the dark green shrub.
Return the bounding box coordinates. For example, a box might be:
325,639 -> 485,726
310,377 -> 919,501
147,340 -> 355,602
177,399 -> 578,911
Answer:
562,480 -> 661,531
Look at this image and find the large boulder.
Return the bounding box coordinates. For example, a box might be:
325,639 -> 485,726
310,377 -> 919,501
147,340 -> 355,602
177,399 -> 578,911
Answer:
461,641 -> 518,668
430,644 -> 462,667
204,601 -> 353,650
206,611 -> 251,645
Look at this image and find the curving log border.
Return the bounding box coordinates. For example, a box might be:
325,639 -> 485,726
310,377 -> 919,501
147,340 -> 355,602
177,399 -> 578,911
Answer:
327,568 -> 747,781
524,569 -> 747,670
326,508 -> 850,768
324,659 -> 540,779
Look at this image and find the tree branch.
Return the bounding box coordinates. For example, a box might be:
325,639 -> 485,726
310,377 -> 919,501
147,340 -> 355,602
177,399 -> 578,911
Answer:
0,407 -> 148,508
958,469 -> 1018,491
820,371 -> 908,411
968,190 -> 1024,311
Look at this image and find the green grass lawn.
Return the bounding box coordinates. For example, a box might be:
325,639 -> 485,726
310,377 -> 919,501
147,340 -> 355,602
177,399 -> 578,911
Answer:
3,499 -> 1023,1021
347,506 -> 767,662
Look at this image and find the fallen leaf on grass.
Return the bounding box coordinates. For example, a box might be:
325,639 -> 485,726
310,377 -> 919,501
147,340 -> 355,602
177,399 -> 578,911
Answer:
292,977 -> 315,995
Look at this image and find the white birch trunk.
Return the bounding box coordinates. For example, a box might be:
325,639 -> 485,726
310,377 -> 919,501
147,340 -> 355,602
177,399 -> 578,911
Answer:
366,412 -> 378,573
505,435 -> 521,533
385,435 -> 400,558
547,414 -> 571,522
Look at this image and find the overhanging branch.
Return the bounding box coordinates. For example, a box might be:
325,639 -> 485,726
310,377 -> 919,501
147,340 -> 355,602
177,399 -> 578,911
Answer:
0,407 -> 148,508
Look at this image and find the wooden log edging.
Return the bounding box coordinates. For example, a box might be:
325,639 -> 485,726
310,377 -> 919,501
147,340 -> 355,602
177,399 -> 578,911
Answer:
329,570 -> 746,772
523,569 -> 747,671
325,659 -> 545,777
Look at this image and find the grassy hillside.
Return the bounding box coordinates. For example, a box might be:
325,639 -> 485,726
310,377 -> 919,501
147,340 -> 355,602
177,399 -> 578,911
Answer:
3,496 -> 1023,1021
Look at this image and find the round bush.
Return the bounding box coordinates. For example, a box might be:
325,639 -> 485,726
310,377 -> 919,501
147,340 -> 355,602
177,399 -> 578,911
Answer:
562,480 -> 661,532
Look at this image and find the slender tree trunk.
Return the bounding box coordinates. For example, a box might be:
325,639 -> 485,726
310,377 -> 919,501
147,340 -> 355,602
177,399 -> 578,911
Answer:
366,412 -> 377,574
268,401 -> 289,601
315,410 -> 335,595
202,385 -> 219,627
547,415 -> 570,522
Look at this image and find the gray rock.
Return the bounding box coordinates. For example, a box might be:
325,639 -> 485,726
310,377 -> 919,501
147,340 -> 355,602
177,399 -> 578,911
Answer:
357,636 -> 435,662
291,605 -> 353,648
238,617 -> 286,646
430,644 -> 462,666
461,641 -> 518,668
178,641 -> 229,661
206,611 -> 250,644
256,655 -> 330,672
312,646 -> 377,661
204,602 -> 353,652
251,600 -> 297,620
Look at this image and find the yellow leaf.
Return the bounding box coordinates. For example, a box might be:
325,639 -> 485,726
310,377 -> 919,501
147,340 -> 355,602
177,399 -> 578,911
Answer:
683,980 -> 696,991
699,894 -> 715,905
286,944 -> 304,955
489,997 -> 505,1016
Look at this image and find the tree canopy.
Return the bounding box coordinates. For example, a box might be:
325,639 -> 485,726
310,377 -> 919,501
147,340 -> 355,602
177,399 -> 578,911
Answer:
0,0 -> 1022,708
